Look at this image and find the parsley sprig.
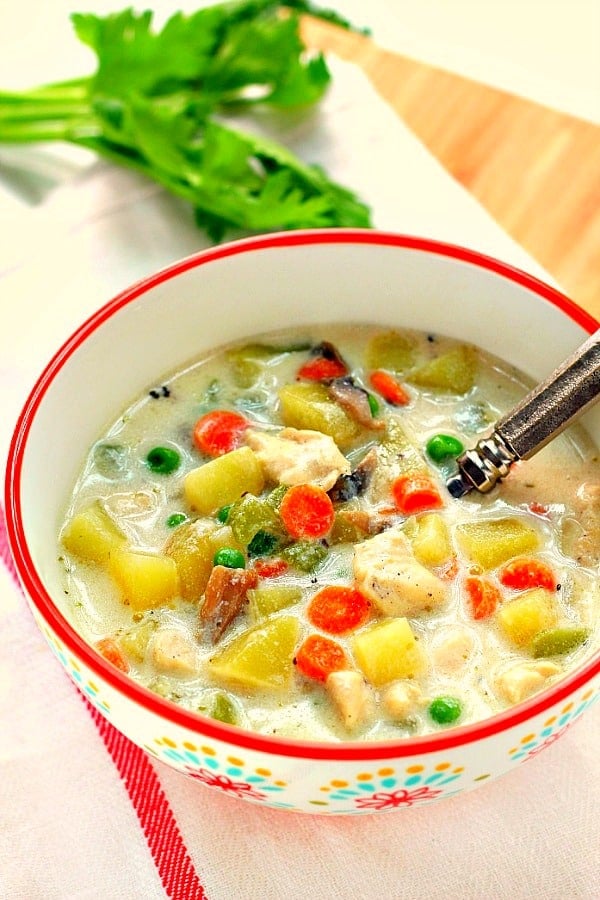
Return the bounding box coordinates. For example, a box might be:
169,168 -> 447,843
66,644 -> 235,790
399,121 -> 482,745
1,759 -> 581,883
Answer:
0,2 -> 372,239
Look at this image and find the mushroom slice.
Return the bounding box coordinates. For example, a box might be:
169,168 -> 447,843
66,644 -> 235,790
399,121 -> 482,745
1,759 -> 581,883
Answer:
326,377 -> 385,431
201,565 -> 258,643
328,448 -> 379,503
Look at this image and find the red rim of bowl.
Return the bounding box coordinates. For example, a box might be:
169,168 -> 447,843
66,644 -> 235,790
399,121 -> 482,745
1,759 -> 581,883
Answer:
5,229 -> 600,762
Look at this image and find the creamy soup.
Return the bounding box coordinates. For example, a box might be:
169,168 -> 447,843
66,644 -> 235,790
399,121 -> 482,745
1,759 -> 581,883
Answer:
59,325 -> 600,742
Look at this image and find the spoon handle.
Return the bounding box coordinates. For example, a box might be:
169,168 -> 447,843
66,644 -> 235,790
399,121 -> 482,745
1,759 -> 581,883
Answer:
447,328 -> 600,497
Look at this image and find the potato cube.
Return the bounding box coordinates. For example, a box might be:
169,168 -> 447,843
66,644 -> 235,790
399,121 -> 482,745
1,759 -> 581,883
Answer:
352,618 -> 425,686
278,382 -> 360,446
248,586 -> 302,621
208,615 -> 299,690
411,513 -> 452,567
408,345 -> 476,393
455,518 -> 539,570
497,588 -> 560,647
109,548 -> 180,611
61,501 -> 126,564
365,330 -> 416,373
184,446 -> 264,515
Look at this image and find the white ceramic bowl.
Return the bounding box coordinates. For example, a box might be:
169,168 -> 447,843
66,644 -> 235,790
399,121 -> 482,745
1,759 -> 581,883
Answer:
5,231 -> 599,815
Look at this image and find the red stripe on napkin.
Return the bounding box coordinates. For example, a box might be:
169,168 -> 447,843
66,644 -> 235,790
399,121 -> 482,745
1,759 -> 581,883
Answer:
0,506 -> 207,900
87,701 -> 207,899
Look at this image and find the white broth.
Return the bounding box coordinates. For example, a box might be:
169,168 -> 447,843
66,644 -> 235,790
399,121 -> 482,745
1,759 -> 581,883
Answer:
59,325 -> 600,742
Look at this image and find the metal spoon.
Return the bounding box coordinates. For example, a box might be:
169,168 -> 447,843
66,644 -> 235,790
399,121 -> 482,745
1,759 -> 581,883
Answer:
446,328 -> 600,498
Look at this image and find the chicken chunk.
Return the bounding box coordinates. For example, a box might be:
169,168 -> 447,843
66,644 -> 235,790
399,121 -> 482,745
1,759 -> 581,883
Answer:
382,680 -> 423,721
495,660 -> 561,705
245,427 -> 350,491
572,482 -> 600,567
151,628 -> 198,676
326,670 -> 372,731
432,627 -> 476,674
353,527 -> 448,616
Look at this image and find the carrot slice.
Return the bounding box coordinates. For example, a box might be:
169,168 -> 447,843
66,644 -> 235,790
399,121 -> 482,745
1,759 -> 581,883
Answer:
392,472 -> 443,515
297,357 -> 347,381
95,637 -> 130,673
464,575 -> 502,620
193,410 -> 250,457
500,558 -> 557,592
279,483 -> 335,539
295,634 -> 349,682
307,585 -> 371,634
369,370 -> 410,405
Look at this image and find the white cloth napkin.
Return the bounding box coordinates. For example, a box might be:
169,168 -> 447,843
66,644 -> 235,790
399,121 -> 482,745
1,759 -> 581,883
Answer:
1,59 -> 598,900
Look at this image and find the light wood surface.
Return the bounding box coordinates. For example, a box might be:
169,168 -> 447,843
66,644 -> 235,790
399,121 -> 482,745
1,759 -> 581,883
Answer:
302,18 -> 600,320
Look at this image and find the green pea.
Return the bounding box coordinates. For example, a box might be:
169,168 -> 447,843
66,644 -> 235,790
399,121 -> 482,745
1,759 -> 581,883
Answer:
367,393 -> 380,417
166,512 -> 187,528
213,547 -> 245,569
217,504 -> 233,523
426,434 -> 465,463
146,446 -> 181,475
428,696 -> 462,725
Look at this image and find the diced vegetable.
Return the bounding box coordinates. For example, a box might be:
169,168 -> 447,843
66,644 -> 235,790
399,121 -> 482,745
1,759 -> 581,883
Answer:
146,446 -> 181,475
227,493 -> 281,545
428,696 -> 462,725
278,382 -> 360,446
281,541 -> 328,572
464,575 -> 502,620
61,501 -> 126,564
248,585 -> 302,621
227,343 -> 282,389
352,617 -> 425,686
193,410 -> 250,457
95,637 -> 130,673
392,472 -> 444,515
253,558 -> 289,578
247,530 -> 279,557
530,626 -> 590,658
297,357 -> 347,381
408,345 -> 476,393
456,518 -> 540,570
210,692 -> 240,726
497,588 -> 560,647
365,330 -> 416,372
208,616 -> 300,690
307,585 -> 371,634
329,510 -> 370,545
109,548 -> 180,611
184,446 -> 264,515
165,522 -> 243,601
410,512 -> 452,567
426,433 -> 464,463
118,618 -> 158,663
369,370 -> 410,406
500,557 -> 557,592
279,483 -> 335,539
294,634 -> 349,682
297,341 -> 348,382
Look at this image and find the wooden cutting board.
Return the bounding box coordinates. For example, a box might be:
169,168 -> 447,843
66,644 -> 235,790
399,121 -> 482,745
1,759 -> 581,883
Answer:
303,18 -> 600,320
